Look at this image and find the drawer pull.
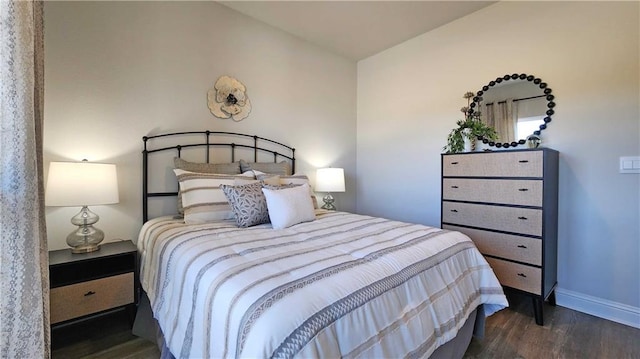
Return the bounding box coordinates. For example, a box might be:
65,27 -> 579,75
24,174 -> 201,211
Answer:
518,188 -> 529,192
518,216 -> 528,220
517,273 -> 527,278
517,245 -> 528,249
451,185 -> 459,189
451,162 -> 459,165
450,209 -> 458,213
84,291 -> 96,297
518,160 -> 529,163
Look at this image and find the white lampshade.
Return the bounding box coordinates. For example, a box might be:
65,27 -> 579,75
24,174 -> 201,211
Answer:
316,168 -> 345,193
45,161 -> 119,207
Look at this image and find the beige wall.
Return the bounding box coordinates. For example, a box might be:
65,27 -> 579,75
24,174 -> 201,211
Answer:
357,1 -> 639,321
44,1 -> 357,249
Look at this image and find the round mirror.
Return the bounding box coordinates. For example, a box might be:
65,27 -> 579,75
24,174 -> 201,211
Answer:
469,73 -> 555,149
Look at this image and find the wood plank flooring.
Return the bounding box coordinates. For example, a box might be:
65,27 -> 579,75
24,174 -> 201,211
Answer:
52,293 -> 639,358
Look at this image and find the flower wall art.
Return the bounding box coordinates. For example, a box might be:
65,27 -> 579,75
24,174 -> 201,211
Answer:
207,76 -> 252,121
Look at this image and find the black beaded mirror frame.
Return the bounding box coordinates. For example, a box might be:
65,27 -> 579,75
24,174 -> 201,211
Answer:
469,73 -> 555,149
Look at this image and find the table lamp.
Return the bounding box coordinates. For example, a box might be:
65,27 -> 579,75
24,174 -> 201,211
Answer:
315,168 -> 345,210
45,160 -> 119,253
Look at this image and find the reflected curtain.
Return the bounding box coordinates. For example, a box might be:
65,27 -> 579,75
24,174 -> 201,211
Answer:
484,99 -> 518,143
0,1 -> 50,358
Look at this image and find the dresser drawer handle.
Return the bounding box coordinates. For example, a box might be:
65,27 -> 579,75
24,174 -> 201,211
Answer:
451,185 -> 459,189
450,161 -> 459,165
517,245 -> 528,249
518,216 -> 528,220
518,160 -> 529,163
450,209 -> 458,213
517,273 -> 527,278
84,291 -> 96,297
518,188 -> 529,192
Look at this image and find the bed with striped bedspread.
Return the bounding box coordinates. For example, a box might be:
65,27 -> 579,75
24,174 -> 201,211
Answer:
138,210 -> 508,359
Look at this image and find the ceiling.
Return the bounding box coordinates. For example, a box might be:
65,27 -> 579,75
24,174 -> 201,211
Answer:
219,1 -> 496,61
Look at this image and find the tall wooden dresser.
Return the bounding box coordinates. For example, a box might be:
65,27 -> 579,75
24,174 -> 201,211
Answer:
441,148 -> 559,325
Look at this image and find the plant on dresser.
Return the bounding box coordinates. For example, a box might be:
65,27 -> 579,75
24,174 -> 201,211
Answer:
440,149 -> 559,325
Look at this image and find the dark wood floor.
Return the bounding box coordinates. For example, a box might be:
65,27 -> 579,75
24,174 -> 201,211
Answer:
52,293 -> 639,359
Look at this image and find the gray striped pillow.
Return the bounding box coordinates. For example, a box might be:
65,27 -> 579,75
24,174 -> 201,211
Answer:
174,169 -> 251,224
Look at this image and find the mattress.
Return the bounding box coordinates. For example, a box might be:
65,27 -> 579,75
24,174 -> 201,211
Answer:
138,211 -> 508,358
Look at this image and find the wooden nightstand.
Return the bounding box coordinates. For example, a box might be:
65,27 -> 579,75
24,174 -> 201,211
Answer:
49,240 -> 138,326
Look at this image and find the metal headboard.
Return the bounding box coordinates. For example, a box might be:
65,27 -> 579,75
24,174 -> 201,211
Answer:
142,131 -> 295,222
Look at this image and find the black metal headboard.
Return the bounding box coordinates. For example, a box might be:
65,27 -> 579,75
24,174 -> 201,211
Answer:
142,131 -> 295,222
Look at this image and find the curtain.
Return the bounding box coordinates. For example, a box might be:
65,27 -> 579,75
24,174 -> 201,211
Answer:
0,1 -> 50,358
490,99 -> 518,143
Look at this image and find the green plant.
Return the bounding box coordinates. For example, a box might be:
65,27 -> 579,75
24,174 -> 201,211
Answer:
443,92 -> 498,153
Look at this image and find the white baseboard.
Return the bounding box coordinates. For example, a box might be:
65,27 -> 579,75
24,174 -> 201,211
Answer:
555,288 -> 640,329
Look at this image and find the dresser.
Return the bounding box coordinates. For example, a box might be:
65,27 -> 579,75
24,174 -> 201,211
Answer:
441,149 -> 558,325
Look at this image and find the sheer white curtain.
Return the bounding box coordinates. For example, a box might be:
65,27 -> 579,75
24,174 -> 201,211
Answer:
0,1 -> 50,357
484,99 -> 518,143
496,99 -> 517,143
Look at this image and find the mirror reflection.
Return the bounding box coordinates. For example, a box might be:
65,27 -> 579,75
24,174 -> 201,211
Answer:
470,74 -> 555,149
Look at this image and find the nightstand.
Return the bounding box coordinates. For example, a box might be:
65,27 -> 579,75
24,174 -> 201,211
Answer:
49,240 -> 138,326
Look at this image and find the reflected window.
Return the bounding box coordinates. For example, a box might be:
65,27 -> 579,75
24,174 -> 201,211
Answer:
517,116 -> 545,140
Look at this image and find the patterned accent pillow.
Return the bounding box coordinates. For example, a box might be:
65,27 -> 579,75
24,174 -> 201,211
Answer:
239,159 -> 292,176
221,182 -> 270,228
262,183 -> 316,229
174,169 -> 251,224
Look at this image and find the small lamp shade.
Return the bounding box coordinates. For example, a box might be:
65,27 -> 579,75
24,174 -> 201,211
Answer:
45,161 -> 119,206
316,168 -> 345,211
315,168 -> 345,193
45,161 -> 119,253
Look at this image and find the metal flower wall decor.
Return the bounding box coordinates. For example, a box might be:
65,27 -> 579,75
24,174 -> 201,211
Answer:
207,76 -> 252,121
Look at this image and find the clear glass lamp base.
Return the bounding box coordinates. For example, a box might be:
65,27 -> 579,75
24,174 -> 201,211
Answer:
321,194 -> 336,211
66,206 -> 104,253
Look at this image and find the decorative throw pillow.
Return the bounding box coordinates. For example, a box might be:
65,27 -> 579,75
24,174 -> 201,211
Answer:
255,173 -> 282,186
280,174 -> 319,209
174,169 -> 247,224
262,183 -> 316,230
174,158 -> 243,215
239,159 -> 292,176
174,157 -> 241,174
221,182 -> 270,228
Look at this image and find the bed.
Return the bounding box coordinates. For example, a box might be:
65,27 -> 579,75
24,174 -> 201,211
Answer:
134,131 -> 508,359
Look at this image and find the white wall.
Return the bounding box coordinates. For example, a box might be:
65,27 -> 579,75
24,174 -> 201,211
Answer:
44,1 -> 357,250
357,1 -> 639,324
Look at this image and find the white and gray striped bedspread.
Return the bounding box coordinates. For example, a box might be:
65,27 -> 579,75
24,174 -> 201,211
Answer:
138,211 -> 508,359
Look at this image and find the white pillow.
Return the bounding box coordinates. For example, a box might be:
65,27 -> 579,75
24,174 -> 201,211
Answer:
262,183 -> 316,229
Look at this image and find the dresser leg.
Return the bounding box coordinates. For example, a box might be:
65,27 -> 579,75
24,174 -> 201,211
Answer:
548,290 -> 557,306
533,297 -> 544,325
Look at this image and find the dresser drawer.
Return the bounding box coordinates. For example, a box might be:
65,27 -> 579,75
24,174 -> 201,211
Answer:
50,272 -> 134,324
442,202 -> 542,236
443,151 -> 543,177
486,257 -> 541,295
442,178 -> 543,206
443,225 -> 542,265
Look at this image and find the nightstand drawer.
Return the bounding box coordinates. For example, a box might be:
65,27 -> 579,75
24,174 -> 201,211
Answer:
442,201 -> 542,236
443,151 -> 543,177
442,178 -> 543,206
50,272 -> 134,324
444,225 -> 542,265
486,257 -> 541,295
